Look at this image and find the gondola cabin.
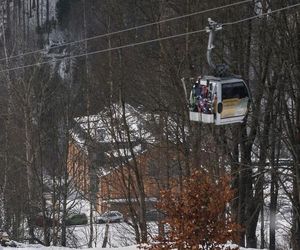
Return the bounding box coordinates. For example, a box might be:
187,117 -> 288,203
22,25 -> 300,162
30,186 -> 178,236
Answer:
189,76 -> 250,125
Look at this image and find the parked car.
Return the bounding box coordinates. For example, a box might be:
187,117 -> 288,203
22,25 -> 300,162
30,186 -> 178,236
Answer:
145,209 -> 164,222
95,211 -> 124,224
0,230 -> 16,247
66,213 -> 88,226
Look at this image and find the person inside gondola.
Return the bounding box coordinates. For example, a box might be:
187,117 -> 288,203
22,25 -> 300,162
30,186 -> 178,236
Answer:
202,85 -> 208,98
199,85 -> 209,114
190,79 -> 202,112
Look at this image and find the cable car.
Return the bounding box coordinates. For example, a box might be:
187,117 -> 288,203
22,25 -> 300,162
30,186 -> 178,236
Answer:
189,76 -> 250,125
186,18 -> 251,125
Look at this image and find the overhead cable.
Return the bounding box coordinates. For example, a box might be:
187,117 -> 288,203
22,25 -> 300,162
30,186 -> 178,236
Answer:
0,2 -> 299,73
0,0 -> 252,63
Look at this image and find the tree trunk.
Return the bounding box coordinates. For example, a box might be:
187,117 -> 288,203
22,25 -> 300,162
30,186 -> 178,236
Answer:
269,170 -> 278,250
102,223 -> 109,248
260,198 -> 265,249
0,12 -> 12,231
24,106 -> 35,244
61,140 -> 69,247
269,111 -> 279,250
292,173 -> 300,250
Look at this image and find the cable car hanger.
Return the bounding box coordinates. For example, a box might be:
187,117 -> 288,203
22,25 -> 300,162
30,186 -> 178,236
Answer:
206,18 -> 225,76
184,18 -> 251,126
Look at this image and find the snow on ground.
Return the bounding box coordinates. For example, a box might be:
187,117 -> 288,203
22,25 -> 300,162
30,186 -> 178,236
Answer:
56,195 -> 288,249
0,246 -> 266,250
69,223 -> 137,248
0,222 -> 266,249
0,222 -> 267,250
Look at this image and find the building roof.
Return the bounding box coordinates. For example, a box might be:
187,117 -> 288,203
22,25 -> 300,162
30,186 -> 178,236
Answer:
72,104 -> 153,145
69,104 -> 155,176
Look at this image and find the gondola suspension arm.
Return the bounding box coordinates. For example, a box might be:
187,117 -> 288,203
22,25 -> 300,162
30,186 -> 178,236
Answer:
206,18 -> 223,72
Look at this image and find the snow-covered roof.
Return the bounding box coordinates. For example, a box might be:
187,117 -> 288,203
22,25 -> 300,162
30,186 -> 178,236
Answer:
72,104 -> 153,145
105,145 -> 143,158
101,197 -> 158,203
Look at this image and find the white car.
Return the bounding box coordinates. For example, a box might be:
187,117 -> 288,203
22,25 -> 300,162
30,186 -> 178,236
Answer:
95,211 -> 124,224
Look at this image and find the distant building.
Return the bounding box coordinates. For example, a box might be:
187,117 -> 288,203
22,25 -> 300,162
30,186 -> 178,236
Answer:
67,137 -> 89,194
67,105 -> 163,215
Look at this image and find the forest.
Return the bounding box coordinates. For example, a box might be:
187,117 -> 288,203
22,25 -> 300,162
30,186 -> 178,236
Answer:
0,0 -> 299,249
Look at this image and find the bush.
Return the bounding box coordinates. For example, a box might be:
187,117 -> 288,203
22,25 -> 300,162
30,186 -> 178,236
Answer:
150,170 -> 241,250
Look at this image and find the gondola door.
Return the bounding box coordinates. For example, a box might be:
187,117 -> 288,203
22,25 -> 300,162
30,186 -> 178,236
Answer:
215,79 -> 250,125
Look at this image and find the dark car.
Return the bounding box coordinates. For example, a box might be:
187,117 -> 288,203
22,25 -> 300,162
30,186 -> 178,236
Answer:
145,210 -> 164,222
0,230 -> 17,247
66,213 -> 88,226
95,211 -> 124,224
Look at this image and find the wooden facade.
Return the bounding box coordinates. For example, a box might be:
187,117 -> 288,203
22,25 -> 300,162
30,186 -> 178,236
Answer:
67,140 -> 170,215
67,139 -> 89,194
98,151 -> 161,214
